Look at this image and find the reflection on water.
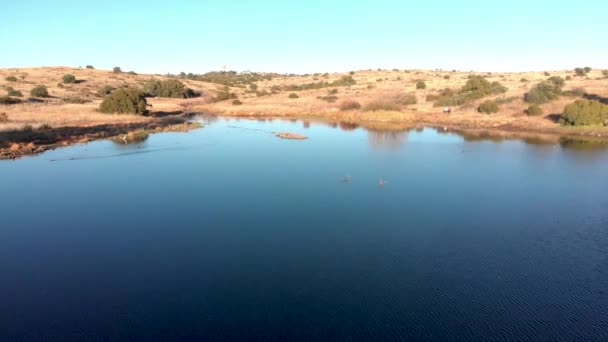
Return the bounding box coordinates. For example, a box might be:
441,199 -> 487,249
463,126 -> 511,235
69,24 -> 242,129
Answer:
367,129 -> 408,150
226,116 -> 608,152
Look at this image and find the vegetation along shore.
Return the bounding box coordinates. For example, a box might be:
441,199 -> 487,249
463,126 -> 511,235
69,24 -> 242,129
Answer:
1,66 -> 608,158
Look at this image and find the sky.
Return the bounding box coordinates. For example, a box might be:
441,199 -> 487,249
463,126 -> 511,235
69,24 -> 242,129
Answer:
1,0 -> 607,74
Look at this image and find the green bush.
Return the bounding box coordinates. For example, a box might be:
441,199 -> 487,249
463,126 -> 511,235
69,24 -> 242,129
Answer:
143,79 -> 197,98
339,100 -> 361,111
416,81 -> 426,89
6,87 -> 23,97
86,65 -> 94,69
99,88 -> 148,115
478,100 -> 499,114
574,68 -> 587,76
584,67 -> 592,73
560,100 -> 608,126
113,67 -> 122,73
30,85 -> 49,97
460,76 -> 507,99
213,86 -> 236,102
5,76 -> 17,82
524,81 -> 562,104
547,76 -> 565,87
232,99 -> 242,106
430,77 -> 507,107
288,93 -> 299,99
0,96 -> 22,105
249,83 -> 258,91
527,104 -> 543,116
62,74 -> 76,84
329,89 -> 338,95
98,85 -> 114,96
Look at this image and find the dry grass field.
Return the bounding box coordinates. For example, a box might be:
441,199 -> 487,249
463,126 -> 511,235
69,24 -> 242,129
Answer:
1,66 -> 607,158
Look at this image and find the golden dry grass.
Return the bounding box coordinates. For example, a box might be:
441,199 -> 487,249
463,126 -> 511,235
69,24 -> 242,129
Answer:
2,66 -> 608,139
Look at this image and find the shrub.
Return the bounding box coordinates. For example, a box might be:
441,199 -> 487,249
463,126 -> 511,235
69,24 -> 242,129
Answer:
544,72 -> 551,76
461,76 -> 507,99
113,67 -> 122,73
256,90 -> 270,97
0,112 -> 7,122
566,76 -> 572,80
584,67 -> 592,73
86,65 -> 94,69
213,86 -> 236,102
547,76 -> 565,87
5,76 -> 17,82
127,71 -> 137,75
318,95 -> 338,103
444,75 -> 450,80
416,81 -> 426,89
603,70 -> 608,77
562,87 -> 586,97
98,85 -> 114,96
143,79 -> 196,98
30,85 -> 49,97
6,87 -> 23,97
339,100 -> 361,111
329,89 -> 338,95
99,88 -> 148,115
524,81 -> 561,104
560,100 -> 608,126
478,100 -> 499,114
64,96 -> 91,104
57,83 -> 64,88
62,74 -> 76,84
0,96 -> 22,105
527,104 -> 543,116
249,83 -> 258,91
232,99 -> 242,106
574,68 -> 587,76
349,71 -> 355,75
288,93 -> 299,99
520,78 -> 528,82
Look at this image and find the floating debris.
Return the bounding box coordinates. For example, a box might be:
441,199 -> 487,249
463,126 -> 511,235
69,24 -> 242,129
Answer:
275,132 -> 308,140
342,175 -> 352,183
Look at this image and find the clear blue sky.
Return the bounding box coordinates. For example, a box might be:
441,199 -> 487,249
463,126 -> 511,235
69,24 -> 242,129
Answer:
1,0 -> 606,74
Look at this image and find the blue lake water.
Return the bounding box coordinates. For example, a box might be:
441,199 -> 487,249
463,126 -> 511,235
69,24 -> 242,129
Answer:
1,117 -> 607,341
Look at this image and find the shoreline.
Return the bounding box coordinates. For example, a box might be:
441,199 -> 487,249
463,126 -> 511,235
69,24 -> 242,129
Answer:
2,111 -> 608,160
0,115 -> 201,160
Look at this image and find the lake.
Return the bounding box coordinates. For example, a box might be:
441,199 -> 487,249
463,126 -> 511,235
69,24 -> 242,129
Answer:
1,117 -> 607,341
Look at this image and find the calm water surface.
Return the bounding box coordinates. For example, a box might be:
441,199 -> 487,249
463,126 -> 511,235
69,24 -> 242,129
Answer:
1,118 -> 607,341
